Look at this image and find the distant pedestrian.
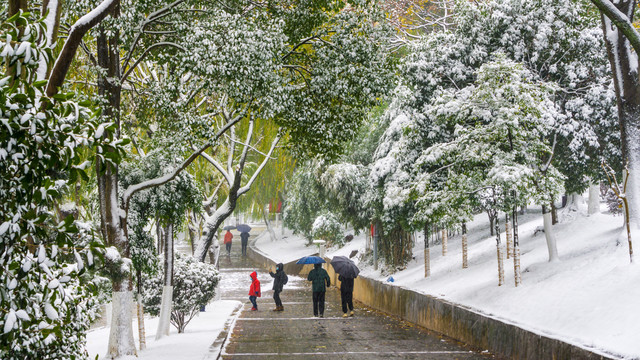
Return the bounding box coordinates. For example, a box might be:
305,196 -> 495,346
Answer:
269,263 -> 288,311
224,230 -> 233,255
240,231 -> 250,256
248,271 -> 261,311
307,263 -> 330,318
339,274 -> 355,317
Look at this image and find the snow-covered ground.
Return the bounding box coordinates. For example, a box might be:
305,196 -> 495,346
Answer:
86,300 -> 240,360
257,206 -> 640,359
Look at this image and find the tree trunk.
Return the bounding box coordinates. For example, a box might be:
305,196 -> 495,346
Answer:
495,217 -> 504,286
441,228 -> 447,256
505,213 -> 512,259
108,288 -> 136,357
462,223 -> 468,269
488,211 -> 495,236
588,182 -> 601,215
156,222 -> 174,340
423,223 -> 430,277
551,202 -> 558,225
136,293 -> 146,350
512,207 -> 522,287
542,205 -> 559,262
597,0 -> 640,232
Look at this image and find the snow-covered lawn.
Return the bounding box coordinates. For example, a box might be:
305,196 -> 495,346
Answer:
259,207 -> 640,359
86,300 -> 240,360
254,228 -> 318,263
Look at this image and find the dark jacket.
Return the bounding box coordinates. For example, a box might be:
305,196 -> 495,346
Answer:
269,263 -> 288,291
307,264 -> 330,292
249,271 -> 261,297
338,274 -> 355,292
240,232 -> 250,243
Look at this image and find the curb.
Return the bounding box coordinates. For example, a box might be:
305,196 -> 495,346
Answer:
207,302 -> 243,360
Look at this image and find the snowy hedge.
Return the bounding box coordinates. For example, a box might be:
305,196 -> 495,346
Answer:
143,254 -> 220,333
312,213 -> 344,247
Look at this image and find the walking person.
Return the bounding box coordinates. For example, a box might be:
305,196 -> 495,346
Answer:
339,274 -> 355,317
307,263 -> 330,317
248,271 -> 261,311
268,263 -> 288,311
240,231 -> 250,256
224,230 -> 233,255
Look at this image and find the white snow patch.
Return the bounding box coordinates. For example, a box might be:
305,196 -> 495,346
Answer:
86,300 -> 239,359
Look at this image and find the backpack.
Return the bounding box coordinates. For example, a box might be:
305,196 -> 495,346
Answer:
283,273 -> 288,285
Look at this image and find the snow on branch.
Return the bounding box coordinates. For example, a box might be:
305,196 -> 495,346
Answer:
591,0 -> 640,54
46,0 -> 119,97
122,116 -> 241,210
237,117 -> 255,171
199,150 -> 232,185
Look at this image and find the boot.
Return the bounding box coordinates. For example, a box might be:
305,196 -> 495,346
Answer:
342,313 -> 349,318
278,306 -> 284,311
272,307 -> 279,312
349,310 -> 354,317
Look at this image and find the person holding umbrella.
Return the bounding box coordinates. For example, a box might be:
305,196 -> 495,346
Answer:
237,224 -> 251,256
339,274 -> 355,317
307,263 -> 331,318
330,256 -> 360,317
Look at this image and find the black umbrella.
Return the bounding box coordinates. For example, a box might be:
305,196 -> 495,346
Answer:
330,256 -> 360,278
222,225 -> 236,230
237,224 -> 252,233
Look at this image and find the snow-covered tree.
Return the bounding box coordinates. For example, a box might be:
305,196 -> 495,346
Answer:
0,11 -> 109,359
424,56 -> 565,269
312,212 -> 344,246
590,0 -> 640,253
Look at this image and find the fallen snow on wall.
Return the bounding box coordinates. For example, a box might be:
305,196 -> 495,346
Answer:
86,300 -> 239,360
260,206 -> 640,359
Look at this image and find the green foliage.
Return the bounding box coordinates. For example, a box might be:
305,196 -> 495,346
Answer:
0,11 -> 110,359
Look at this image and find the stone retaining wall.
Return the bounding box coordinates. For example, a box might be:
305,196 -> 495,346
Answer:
247,242 -> 615,360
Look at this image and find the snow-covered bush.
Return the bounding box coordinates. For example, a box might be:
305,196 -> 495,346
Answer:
143,254 -> 220,333
312,213 -> 344,247
0,12 -> 108,359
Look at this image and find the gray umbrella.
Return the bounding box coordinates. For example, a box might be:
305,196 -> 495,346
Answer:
222,225 -> 236,230
236,224 -> 252,233
330,256 -> 360,278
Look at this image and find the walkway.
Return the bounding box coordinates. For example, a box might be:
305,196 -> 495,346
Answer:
218,229 -> 492,359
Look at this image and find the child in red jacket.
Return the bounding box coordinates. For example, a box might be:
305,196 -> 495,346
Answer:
248,271 -> 261,311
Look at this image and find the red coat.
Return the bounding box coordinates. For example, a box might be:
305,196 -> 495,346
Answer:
249,271 -> 261,297
224,231 -> 233,244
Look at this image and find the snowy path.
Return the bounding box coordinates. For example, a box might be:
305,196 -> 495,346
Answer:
218,230 -> 492,359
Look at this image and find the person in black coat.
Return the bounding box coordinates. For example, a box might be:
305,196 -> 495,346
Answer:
339,274 -> 355,317
269,263 -> 288,311
240,231 -> 250,256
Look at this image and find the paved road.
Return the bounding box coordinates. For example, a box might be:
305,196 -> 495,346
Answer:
218,231 -> 492,360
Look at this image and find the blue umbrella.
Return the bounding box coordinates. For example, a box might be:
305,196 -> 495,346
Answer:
296,256 -> 326,264
222,225 -> 236,230
237,224 -> 252,233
